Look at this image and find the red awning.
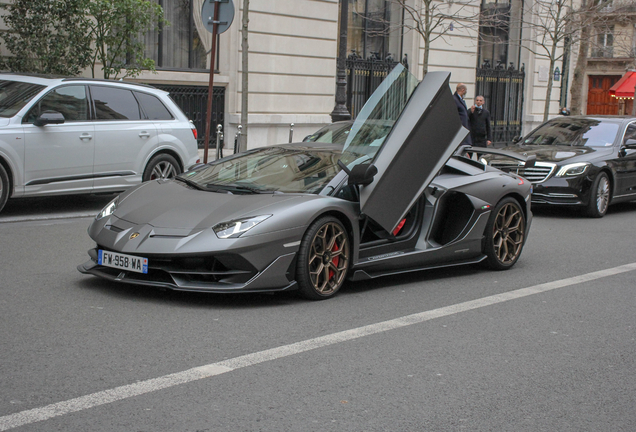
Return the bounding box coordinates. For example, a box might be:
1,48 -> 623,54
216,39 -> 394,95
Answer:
609,71 -> 636,99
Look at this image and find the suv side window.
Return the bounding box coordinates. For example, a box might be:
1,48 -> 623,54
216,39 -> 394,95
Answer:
90,85 -> 141,120
24,85 -> 88,123
134,91 -> 174,120
624,123 -> 636,144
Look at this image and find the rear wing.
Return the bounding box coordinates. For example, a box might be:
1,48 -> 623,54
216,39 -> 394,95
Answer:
454,145 -> 536,169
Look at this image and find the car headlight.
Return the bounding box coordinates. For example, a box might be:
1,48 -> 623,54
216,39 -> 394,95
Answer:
213,215 -> 272,239
555,162 -> 590,177
96,197 -> 119,220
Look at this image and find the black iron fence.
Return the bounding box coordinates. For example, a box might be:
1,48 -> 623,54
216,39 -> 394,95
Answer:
346,52 -> 404,119
151,84 -> 225,149
475,63 -> 525,146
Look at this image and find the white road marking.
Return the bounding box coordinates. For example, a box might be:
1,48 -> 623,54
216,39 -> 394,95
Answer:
2,262 -> 636,431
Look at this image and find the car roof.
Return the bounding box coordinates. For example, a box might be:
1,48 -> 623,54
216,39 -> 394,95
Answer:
551,115 -> 635,124
0,73 -> 162,93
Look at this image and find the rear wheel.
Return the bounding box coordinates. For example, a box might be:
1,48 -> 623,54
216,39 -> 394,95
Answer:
483,197 -> 526,270
586,172 -> 610,218
143,154 -> 181,182
296,216 -> 350,300
0,163 -> 8,214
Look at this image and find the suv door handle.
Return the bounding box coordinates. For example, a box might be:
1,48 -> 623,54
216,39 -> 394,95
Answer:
139,131 -> 151,138
80,133 -> 93,141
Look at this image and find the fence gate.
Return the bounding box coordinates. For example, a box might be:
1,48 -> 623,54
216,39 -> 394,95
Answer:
151,84 -> 225,149
346,53 -> 403,119
475,64 -> 525,145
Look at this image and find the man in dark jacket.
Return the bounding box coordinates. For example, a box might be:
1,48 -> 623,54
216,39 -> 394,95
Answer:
453,83 -> 472,145
468,95 -> 492,147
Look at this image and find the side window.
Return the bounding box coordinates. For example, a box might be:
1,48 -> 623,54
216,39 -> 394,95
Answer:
90,86 -> 141,120
134,92 -> 174,120
25,85 -> 88,123
624,124 -> 636,144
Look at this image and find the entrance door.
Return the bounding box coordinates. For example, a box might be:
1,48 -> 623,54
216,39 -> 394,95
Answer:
587,75 -> 621,115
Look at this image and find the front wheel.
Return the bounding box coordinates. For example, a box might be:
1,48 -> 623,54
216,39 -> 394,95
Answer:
483,197 -> 526,270
143,154 -> 181,182
296,216 -> 350,300
586,172 -> 610,218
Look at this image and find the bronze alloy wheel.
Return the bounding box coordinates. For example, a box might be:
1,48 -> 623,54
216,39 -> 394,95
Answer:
484,197 -> 526,270
297,216 -> 350,300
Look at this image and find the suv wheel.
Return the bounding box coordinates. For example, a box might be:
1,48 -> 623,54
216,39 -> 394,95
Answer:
0,164 -> 9,213
143,154 -> 181,182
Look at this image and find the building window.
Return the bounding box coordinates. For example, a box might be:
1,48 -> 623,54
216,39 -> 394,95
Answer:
347,0 -> 403,61
144,0 -> 209,71
477,0 -> 523,69
592,26 -> 614,58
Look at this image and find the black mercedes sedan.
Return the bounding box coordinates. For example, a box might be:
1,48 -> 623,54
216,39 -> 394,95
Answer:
484,116 -> 636,217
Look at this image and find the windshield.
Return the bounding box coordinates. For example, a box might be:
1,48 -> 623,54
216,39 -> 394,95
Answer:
304,120 -> 395,147
303,122 -> 353,144
179,63 -> 421,195
0,80 -> 46,118
178,147 -> 363,194
522,119 -> 619,147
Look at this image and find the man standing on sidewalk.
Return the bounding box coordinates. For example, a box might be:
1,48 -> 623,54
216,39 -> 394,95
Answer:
453,83 -> 472,146
468,95 -> 493,147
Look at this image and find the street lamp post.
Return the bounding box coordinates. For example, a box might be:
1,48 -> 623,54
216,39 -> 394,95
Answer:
330,0 -> 351,122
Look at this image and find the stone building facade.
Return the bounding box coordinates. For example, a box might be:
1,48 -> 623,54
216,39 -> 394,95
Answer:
1,0 -> 613,148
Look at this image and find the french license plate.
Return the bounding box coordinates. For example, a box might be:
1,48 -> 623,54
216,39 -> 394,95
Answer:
98,250 -> 148,274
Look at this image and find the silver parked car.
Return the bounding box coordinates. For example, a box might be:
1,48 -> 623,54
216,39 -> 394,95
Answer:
0,74 -> 200,213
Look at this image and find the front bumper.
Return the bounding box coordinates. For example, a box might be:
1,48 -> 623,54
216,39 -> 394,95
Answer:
530,175 -> 593,207
78,249 -> 298,293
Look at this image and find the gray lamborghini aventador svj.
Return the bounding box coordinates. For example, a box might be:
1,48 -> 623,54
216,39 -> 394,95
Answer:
78,65 -> 533,300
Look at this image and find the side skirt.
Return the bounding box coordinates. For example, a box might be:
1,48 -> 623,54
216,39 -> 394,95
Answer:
348,255 -> 487,282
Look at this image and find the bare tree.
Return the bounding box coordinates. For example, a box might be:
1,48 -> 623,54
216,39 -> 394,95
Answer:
368,0 -> 479,76
566,1 -> 596,115
518,0 -> 578,121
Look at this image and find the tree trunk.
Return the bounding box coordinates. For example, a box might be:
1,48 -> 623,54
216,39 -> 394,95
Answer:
240,0 -> 249,152
422,41 -> 429,76
543,57 -> 557,122
569,8 -> 592,115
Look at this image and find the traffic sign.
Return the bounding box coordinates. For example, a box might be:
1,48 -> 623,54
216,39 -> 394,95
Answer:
201,0 -> 235,35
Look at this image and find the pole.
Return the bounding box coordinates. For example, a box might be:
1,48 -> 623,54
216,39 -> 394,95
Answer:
216,124 -> 223,160
203,0 -> 221,164
240,0 -> 249,152
330,0 -> 351,122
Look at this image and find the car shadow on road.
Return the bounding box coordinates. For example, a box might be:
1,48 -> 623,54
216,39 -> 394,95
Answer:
1,193 -> 117,219
531,200 -> 636,219
76,259 -> 491,307
76,277 -> 304,309
342,264 -> 482,296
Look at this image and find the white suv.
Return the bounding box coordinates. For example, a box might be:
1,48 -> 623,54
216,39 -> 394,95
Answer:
0,74 -> 200,213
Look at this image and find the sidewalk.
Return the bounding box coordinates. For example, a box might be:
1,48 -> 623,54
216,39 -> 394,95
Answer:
197,146 -> 235,163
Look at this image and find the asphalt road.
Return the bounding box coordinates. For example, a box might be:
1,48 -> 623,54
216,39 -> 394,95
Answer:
1,200 -> 635,431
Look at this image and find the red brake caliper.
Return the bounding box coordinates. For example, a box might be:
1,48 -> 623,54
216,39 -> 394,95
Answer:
329,244 -> 339,280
